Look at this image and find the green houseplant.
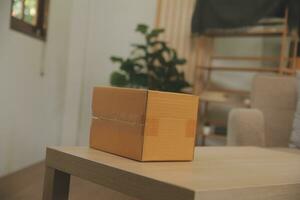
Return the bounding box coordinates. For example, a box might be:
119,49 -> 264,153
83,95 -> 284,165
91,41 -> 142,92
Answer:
110,24 -> 190,93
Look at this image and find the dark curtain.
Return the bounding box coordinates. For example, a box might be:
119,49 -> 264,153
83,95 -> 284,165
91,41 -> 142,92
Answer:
191,0 -> 300,35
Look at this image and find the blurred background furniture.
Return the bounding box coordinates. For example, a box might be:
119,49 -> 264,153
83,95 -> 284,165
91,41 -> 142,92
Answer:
155,0 -> 299,145
227,74 -> 298,147
196,11 -> 299,143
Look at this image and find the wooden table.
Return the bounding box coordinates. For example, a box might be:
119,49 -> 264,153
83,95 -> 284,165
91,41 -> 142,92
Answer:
43,147 -> 300,200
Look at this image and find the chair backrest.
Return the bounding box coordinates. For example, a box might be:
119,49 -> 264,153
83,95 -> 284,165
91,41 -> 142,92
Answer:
251,74 -> 297,147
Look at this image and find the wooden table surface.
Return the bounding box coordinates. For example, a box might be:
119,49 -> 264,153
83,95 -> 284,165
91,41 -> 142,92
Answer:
43,147 -> 300,200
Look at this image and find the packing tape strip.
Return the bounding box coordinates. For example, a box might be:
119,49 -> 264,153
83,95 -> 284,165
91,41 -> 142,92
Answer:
92,116 -> 145,127
185,119 -> 196,138
145,118 -> 196,138
144,118 -> 159,136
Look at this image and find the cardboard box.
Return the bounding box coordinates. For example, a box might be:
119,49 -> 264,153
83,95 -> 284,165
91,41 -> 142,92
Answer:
90,87 -> 199,161
297,57 -> 300,70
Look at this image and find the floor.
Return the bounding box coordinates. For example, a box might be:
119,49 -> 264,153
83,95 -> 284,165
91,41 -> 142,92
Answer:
0,162 -> 136,200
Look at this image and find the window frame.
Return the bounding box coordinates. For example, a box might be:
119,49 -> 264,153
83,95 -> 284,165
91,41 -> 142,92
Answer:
10,0 -> 49,41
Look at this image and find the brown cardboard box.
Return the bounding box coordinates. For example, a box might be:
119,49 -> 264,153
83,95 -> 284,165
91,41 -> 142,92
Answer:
90,87 -> 199,161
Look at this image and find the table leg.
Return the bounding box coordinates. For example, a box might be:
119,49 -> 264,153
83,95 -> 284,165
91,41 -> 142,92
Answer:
42,166 -> 70,200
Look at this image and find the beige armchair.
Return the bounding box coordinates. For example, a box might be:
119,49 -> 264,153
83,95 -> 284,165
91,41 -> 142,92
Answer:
227,74 -> 297,147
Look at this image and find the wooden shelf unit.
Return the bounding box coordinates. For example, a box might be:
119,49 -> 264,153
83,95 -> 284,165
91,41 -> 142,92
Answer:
199,66 -> 280,73
200,91 -> 250,107
211,55 -> 288,62
195,10 -> 299,143
205,28 -> 285,37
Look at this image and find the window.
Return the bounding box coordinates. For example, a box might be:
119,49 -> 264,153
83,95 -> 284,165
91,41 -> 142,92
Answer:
10,0 -> 49,40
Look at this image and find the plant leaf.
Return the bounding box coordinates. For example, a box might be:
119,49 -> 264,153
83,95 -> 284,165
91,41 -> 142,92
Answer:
110,56 -> 123,63
175,58 -> 186,65
136,24 -> 149,34
110,71 -> 128,87
148,28 -> 165,38
131,44 -> 147,50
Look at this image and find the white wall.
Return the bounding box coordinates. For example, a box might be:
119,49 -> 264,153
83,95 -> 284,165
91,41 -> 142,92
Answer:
0,0 -> 157,176
0,0 -> 72,176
